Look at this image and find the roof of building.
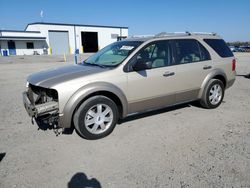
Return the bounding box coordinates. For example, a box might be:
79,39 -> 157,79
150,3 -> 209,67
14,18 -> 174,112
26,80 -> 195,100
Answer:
0,30 -> 41,33
25,22 -> 129,30
0,36 -> 46,40
0,30 -> 45,41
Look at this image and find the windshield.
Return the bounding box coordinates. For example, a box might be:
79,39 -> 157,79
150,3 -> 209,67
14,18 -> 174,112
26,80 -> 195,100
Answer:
84,40 -> 143,67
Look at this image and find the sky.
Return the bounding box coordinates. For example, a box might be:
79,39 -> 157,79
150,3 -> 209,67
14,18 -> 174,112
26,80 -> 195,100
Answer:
0,0 -> 249,42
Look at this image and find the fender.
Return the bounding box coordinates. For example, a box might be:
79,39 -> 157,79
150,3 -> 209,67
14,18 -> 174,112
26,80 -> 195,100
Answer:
59,82 -> 128,128
198,68 -> 227,99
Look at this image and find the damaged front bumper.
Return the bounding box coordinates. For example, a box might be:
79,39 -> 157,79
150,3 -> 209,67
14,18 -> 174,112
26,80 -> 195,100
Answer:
23,91 -> 61,134
23,85 -> 74,135
23,91 -> 59,118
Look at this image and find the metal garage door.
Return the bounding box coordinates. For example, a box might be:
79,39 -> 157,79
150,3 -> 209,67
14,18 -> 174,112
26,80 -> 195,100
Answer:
49,31 -> 69,55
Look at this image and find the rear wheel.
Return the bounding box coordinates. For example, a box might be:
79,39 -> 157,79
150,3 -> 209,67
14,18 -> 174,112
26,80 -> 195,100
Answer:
200,79 -> 225,109
74,96 -> 118,139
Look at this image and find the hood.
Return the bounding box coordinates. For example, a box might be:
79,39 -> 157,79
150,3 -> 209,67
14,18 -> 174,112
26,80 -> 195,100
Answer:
27,64 -> 108,88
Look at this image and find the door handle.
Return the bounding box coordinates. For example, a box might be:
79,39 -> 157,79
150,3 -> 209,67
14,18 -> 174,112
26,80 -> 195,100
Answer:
203,65 -> 212,70
163,72 -> 175,77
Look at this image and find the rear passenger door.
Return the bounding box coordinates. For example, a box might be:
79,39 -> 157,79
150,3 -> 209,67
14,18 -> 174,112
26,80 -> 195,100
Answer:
173,39 -> 212,102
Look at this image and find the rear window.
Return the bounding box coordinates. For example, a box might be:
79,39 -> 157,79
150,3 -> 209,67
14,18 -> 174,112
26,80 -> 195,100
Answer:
204,39 -> 233,58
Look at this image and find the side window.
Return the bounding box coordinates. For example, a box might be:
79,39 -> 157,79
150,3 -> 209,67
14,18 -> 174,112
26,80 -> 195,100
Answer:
135,40 -> 172,69
137,44 -> 155,61
174,39 -> 211,64
174,39 -> 202,64
204,39 -> 233,58
198,42 -> 211,61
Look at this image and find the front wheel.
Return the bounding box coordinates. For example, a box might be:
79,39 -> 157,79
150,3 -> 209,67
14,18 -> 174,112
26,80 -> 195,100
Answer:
73,96 -> 118,139
200,79 -> 225,109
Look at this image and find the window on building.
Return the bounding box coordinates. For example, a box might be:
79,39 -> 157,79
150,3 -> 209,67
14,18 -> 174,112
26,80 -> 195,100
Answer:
26,42 -> 34,49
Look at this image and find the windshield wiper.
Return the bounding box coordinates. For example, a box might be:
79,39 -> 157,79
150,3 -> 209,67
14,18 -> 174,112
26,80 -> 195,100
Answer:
83,62 -> 107,68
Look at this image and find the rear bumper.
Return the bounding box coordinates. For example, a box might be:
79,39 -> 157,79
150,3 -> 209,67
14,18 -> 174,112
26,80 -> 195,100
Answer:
22,91 -> 59,117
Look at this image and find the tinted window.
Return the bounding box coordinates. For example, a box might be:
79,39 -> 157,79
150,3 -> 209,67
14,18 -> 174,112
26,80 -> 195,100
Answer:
198,42 -> 211,61
204,39 -> 233,58
135,40 -> 172,68
174,39 -> 208,64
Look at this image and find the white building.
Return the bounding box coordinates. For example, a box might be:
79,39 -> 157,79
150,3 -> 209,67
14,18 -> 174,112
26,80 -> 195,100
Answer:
0,30 -> 47,55
0,22 -> 128,56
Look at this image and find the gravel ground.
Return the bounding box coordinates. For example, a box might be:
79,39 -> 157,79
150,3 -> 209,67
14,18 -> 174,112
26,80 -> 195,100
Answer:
0,53 -> 250,188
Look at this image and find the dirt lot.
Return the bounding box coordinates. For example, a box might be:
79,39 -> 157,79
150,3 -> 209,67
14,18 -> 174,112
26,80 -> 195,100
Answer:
0,53 -> 250,188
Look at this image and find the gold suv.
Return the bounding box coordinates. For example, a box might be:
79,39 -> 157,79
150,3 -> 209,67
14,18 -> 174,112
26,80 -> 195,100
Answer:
23,32 -> 236,139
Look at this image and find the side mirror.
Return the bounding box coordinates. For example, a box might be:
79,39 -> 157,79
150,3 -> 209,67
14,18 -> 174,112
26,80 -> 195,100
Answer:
133,59 -> 152,71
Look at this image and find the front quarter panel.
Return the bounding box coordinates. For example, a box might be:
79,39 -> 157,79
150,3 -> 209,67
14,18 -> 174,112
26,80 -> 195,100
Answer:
59,82 -> 128,128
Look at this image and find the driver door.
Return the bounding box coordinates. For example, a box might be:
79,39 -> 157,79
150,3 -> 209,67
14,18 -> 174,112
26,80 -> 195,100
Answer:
126,40 -> 178,114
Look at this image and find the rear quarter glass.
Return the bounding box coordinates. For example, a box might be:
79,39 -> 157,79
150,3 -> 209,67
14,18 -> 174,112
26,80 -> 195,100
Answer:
204,39 -> 234,58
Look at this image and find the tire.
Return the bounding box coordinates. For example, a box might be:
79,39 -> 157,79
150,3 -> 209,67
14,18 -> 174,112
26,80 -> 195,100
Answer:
200,79 -> 225,109
73,95 -> 118,140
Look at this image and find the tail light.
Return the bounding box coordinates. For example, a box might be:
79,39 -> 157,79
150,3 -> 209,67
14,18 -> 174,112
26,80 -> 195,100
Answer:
232,59 -> 236,71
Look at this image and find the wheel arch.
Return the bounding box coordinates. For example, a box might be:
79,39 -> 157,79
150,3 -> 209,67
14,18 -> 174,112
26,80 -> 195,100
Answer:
198,69 -> 227,99
213,75 -> 226,88
59,82 -> 128,128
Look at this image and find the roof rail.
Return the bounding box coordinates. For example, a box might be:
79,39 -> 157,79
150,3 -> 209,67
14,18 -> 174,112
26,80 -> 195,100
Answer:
130,34 -> 154,38
154,32 -> 191,38
191,32 -> 217,36
155,31 -> 217,38
129,31 -> 217,39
